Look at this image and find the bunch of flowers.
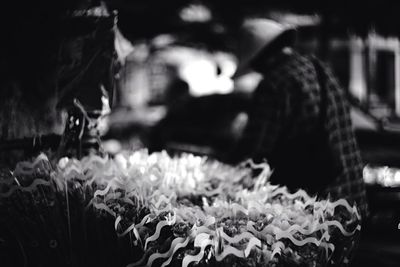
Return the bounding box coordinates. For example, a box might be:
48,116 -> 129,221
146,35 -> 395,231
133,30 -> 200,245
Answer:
0,150 -> 360,267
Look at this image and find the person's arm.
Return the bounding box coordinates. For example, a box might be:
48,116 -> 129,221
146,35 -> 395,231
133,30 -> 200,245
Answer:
227,79 -> 288,164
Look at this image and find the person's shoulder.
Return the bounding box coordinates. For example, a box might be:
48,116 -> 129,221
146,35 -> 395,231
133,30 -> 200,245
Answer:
282,52 -> 317,81
288,51 -> 316,69
263,51 -> 316,90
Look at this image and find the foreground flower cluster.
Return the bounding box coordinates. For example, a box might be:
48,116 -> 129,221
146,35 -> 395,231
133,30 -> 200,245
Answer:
0,150 -> 360,267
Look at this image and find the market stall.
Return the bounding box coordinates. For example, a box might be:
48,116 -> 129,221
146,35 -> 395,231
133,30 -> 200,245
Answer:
2,1 -> 400,267
0,150 -> 361,267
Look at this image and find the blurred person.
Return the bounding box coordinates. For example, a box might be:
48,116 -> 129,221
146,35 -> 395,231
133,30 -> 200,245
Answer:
56,4 -> 119,158
228,18 -> 368,219
163,64 -> 191,107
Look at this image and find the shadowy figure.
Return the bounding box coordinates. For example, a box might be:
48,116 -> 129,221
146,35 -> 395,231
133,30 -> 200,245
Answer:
228,18 -> 368,219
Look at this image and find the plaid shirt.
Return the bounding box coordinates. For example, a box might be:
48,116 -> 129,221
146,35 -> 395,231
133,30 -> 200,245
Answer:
233,50 -> 368,219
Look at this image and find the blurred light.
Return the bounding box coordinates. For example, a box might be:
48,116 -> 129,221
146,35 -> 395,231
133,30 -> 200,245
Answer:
156,47 -> 235,96
151,34 -> 177,49
72,4 -> 110,17
233,72 -> 263,94
282,14 -> 321,27
126,42 -> 150,62
214,52 -> 236,78
363,165 -> 400,187
231,112 -> 248,139
179,4 -> 212,23
181,58 -> 233,96
102,139 -> 122,155
269,12 -> 321,27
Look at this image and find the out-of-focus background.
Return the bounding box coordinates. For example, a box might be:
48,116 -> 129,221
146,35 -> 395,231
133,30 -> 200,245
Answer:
2,1 -> 400,265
